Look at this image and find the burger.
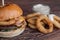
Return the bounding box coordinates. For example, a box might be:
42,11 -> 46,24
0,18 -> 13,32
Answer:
0,4 -> 26,37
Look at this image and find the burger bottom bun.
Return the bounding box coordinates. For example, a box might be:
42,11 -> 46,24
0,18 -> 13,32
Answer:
0,21 -> 26,37
0,27 -> 25,37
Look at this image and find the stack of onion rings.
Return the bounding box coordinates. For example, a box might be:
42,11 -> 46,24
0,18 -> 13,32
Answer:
26,13 -> 60,34
26,13 -> 41,29
26,13 -> 53,33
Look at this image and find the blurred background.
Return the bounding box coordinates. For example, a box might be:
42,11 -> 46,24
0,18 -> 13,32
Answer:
0,0 -> 60,40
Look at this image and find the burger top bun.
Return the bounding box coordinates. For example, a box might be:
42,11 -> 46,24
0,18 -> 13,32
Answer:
0,4 -> 23,21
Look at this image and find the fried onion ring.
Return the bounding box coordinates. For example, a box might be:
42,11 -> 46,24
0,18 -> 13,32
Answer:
26,13 -> 41,19
48,14 -> 60,28
28,22 -> 44,29
27,17 -> 37,24
28,24 -> 36,29
0,19 -> 15,25
27,18 -> 36,29
36,16 -> 53,33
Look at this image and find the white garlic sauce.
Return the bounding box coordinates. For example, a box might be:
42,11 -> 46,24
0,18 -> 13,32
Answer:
48,14 -> 55,21
33,4 -> 50,15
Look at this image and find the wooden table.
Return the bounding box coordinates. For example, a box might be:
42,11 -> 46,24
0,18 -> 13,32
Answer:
0,0 -> 60,40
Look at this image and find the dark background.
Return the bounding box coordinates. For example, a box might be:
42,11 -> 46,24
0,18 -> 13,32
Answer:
0,0 -> 60,40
